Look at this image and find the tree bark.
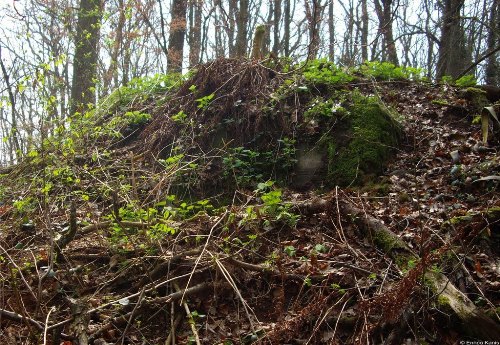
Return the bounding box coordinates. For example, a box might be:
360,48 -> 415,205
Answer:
104,0 -> 126,92
70,0 -> 104,116
485,0 -> 499,85
361,0 -> 369,62
436,0 -> 469,79
167,0 -> 187,73
0,45 -> 21,159
328,0 -> 335,60
272,0 -> 282,55
188,0 -> 202,67
374,0 -> 399,65
235,0 -> 249,57
283,0 -> 290,57
305,0 -> 323,60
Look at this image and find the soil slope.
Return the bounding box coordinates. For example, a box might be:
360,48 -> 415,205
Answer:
0,59 -> 499,344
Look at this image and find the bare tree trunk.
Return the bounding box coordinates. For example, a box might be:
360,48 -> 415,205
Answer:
214,5 -> 225,58
272,0 -> 282,55
188,0 -> 202,67
104,0 -> 126,92
0,45 -> 21,158
70,0 -> 104,116
328,0 -> 335,60
374,0 -> 399,65
361,0 -> 369,61
339,0 -> 355,65
283,0 -> 290,56
235,0 -> 249,57
167,0 -> 187,73
226,0 -> 237,57
424,0 -> 435,78
305,0 -> 324,60
436,0 -> 468,79
485,0 -> 499,85
265,0 -> 273,55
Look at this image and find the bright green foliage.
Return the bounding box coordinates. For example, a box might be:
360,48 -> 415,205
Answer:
196,93 -> 215,109
442,74 -> 477,87
123,111 -> 151,125
119,73 -> 183,102
259,186 -> 299,227
66,73 -> 183,148
359,61 -> 424,81
229,181 -> 299,239
223,147 -> 263,185
284,245 -> 296,257
13,197 -> 35,216
304,97 -> 348,119
105,195 -> 215,245
313,243 -> 328,253
171,110 -> 188,123
302,59 -> 354,85
455,74 -> 477,87
223,140 -> 297,187
330,283 -> 346,294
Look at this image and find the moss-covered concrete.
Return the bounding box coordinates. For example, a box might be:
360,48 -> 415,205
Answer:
462,87 -> 490,111
326,93 -> 402,186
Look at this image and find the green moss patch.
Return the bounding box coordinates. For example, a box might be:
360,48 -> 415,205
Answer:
326,93 -> 402,186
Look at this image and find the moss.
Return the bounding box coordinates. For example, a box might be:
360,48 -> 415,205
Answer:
431,99 -> 450,106
449,214 -> 474,225
398,192 -> 411,202
361,177 -> 391,196
327,93 -> 401,186
485,307 -> 500,319
462,87 -> 489,111
373,228 -> 407,254
486,206 -> 500,221
437,294 -> 450,307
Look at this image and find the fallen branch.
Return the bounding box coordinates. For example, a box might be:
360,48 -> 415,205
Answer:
298,196 -> 500,340
337,198 -> 500,340
89,282 -> 216,342
173,282 -> 201,345
0,308 -> 73,340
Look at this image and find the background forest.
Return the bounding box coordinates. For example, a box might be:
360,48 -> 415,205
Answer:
0,0 -> 499,164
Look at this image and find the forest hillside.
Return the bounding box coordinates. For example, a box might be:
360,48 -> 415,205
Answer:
0,58 -> 500,344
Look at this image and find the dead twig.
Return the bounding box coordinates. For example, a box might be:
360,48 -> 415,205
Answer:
120,287 -> 146,345
0,308 -> 73,340
173,282 -> 201,345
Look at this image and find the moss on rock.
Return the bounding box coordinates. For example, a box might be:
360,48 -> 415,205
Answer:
462,87 -> 490,111
326,93 -> 402,186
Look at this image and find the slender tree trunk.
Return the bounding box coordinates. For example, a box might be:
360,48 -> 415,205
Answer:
339,0 -> 354,65
104,0 -> 126,92
70,0 -> 104,116
0,45 -> 21,158
227,0 -> 237,57
328,0 -> 335,60
305,0 -> 323,60
361,0 -> 368,61
188,0 -> 202,67
265,0 -> 273,55
167,0 -> 187,73
423,0 -> 435,78
273,0 -> 282,55
214,5 -> 225,58
283,0 -> 290,56
374,0 -> 399,65
485,0 -> 499,85
436,0 -> 468,79
235,0 -> 249,57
